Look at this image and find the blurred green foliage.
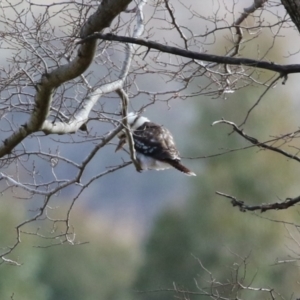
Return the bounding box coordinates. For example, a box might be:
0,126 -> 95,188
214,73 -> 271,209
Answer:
2,72 -> 300,300
133,85 -> 300,299
0,201 -> 139,300
2,20 -> 300,300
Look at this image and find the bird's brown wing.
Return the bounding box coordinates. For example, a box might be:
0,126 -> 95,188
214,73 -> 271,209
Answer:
133,122 -> 180,161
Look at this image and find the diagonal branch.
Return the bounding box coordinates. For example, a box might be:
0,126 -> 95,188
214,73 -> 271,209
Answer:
281,0 -> 300,33
212,119 -> 300,163
239,74 -> 282,126
78,33 -> 300,75
0,0 -> 133,158
227,0 -> 268,57
42,0 -> 146,136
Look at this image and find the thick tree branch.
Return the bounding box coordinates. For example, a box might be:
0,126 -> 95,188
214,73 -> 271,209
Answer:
41,80 -> 125,134
0,0 -> 132,157
42,0 -> 146,136
281,0 -> 300,33
78,33 -> 300,75
216,191 -> 300,212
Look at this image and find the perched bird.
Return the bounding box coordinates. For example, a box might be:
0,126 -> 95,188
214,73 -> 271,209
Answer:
116,112 -> 196,176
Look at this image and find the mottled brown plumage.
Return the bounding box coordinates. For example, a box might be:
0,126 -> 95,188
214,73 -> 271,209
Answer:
116,113 -> 196,176
133,121 -> 180,161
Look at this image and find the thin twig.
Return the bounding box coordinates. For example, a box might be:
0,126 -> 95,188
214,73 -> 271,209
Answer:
212,119 -> 300,163
116,89 -> 141,172
239,74 -> 281,126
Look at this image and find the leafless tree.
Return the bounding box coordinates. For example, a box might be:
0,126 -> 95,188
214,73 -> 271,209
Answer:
1,1 -> 300,290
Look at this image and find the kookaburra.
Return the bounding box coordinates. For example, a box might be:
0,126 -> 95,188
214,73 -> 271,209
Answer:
116,113 -> 196,176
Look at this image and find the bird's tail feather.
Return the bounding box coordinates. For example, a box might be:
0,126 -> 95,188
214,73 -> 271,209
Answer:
115,136 -> 126,152
168,160 -> 196,176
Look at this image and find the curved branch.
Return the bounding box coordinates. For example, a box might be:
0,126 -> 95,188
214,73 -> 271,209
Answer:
42,0 -> 146,135
216,191 -> 300,212
212,119 -> 300,163
78,33 -> 300,75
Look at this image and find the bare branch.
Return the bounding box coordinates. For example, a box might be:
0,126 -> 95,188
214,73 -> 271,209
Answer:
227,0 -> 268,57
239,74 -> 281,126
78,33 -> 300,75
42,0 -> 146,135
216,191 -> 300,212
0,0 -> 132,157
212,119 -> 300,163
117,89 -> 141,172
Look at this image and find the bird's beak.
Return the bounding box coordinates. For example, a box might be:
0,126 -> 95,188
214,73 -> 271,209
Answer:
115,138 -> 126,152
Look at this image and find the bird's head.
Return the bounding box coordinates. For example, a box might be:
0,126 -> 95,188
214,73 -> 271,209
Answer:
115,112 -> 149,152
126,112 -> 149,130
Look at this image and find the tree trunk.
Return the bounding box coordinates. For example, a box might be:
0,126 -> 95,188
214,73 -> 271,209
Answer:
281,0 -> 300,32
